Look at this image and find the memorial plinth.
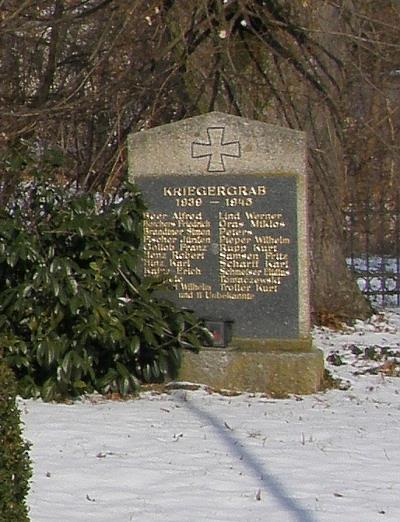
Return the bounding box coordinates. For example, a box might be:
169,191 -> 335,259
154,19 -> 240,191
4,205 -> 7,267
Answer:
128,112 -> 325,394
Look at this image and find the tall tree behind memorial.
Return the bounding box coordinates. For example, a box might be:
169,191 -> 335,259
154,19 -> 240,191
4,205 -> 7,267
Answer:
341,1 -> 400,255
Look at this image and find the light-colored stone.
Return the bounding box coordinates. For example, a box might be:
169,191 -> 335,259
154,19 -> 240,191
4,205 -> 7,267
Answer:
128,112 -> 325,395
128,111 -> 306,178
180,347 -> 325,396
129,112 -> 310,337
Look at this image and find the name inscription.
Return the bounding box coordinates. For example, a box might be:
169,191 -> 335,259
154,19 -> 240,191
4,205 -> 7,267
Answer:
142,176 -> 294,302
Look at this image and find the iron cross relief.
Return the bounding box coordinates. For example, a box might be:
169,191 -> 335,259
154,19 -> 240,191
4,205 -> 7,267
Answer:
191,127 -> 241,172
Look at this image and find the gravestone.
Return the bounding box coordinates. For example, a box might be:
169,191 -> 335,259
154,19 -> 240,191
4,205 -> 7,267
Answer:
128,112 -> 324,395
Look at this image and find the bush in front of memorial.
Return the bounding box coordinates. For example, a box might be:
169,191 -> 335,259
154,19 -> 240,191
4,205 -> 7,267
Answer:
0,174 -> 210,401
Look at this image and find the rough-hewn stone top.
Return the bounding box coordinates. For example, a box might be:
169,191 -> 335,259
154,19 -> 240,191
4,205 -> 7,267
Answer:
128,112 -> 306,178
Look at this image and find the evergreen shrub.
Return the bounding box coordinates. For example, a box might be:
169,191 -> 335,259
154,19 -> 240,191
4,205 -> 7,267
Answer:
0,360 -> 31,521
0,178 -> 211,400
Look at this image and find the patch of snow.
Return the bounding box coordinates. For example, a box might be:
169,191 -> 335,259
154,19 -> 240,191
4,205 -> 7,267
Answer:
21,309 -> 400,521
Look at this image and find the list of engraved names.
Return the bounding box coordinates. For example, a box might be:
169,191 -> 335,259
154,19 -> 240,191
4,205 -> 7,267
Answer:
142,175 -> 295,302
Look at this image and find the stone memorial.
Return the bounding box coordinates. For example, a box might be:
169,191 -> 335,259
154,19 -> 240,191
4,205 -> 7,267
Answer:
128,112 -> 324,395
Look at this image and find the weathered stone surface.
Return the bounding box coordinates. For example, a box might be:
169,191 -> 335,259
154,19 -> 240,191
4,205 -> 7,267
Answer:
128,111 -> 324,394
128,112 -> 306,178
135,173 -> 299,340
129,112 -> 310,339
179,347 -> 325,396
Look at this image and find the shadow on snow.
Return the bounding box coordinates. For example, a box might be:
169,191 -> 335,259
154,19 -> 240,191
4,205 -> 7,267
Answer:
176,393 -> 318,522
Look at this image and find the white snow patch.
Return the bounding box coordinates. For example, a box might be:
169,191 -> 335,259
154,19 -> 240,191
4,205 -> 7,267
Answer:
21,309 -> 400,521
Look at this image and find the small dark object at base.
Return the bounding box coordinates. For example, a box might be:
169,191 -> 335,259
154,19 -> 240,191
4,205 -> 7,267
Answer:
204,320 -> 234,347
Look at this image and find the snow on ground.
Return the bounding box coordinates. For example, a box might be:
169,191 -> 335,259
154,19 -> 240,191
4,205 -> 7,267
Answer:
21,309 -> 400,522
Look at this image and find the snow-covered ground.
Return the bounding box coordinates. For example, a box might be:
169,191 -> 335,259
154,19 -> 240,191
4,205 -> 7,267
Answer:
21,309 -> 400,522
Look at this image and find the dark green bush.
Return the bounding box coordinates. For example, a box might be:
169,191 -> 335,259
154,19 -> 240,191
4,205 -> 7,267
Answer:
0,178 -> 210,400
0,360 -> 31,521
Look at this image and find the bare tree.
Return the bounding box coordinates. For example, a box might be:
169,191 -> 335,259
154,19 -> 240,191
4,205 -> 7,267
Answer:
155,0 -> 373,320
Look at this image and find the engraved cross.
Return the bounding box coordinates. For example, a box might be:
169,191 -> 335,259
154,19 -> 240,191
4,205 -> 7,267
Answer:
191,127 -> 240,172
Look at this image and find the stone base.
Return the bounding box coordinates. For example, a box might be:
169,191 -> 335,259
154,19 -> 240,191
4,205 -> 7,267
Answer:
177,346 -> 325,396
